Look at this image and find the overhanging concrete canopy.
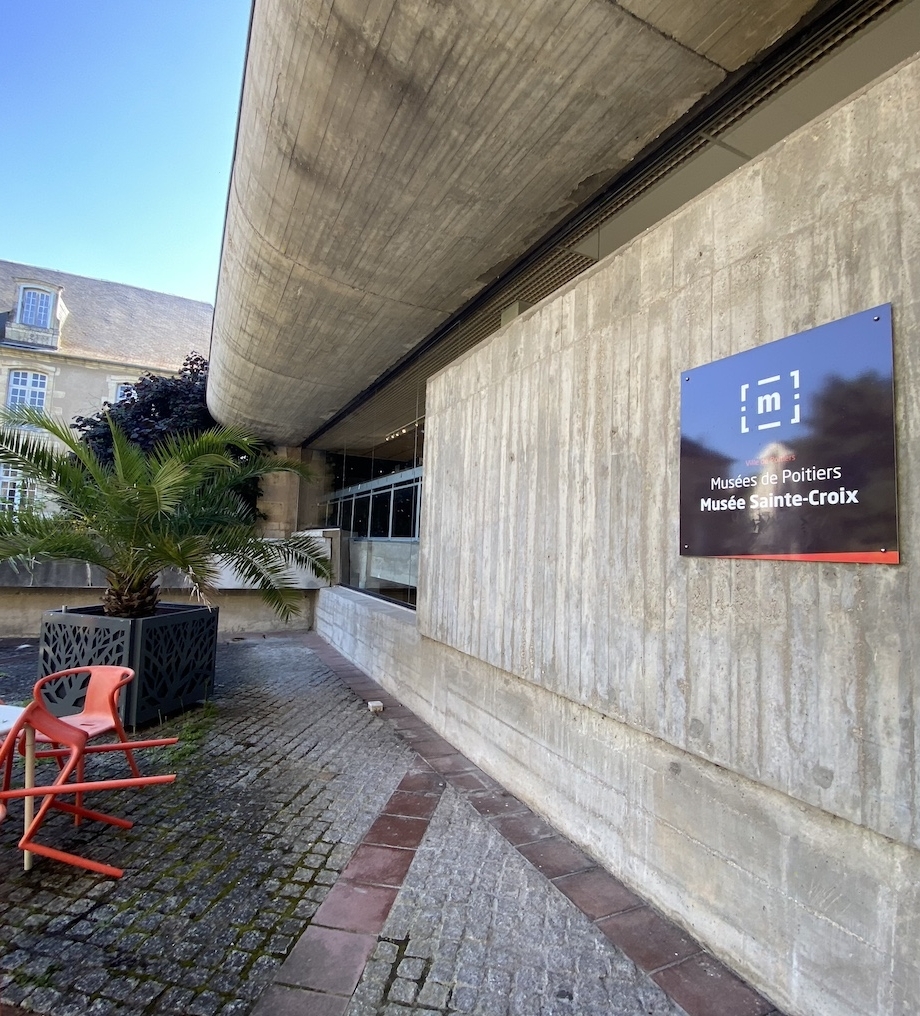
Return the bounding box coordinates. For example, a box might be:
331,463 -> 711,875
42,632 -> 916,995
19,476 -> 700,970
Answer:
209,0 -> 821,445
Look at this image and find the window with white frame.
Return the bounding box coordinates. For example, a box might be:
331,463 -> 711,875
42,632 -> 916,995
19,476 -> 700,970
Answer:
4,282 -> 65,349
0,465 -> 35,512
114,382 -> 134,402
18,288 -> 53,329
7,370 -> 48,410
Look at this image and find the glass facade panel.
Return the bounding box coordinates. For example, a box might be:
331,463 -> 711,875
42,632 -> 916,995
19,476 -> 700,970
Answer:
352,495 -> 370,537
317,466 -> 422,608
309,384 -> 424,607
392,484 -> 416,538
370,490 -> 391,537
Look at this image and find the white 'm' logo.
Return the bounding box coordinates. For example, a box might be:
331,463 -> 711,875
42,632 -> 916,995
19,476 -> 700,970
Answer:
740,370 -> 800,434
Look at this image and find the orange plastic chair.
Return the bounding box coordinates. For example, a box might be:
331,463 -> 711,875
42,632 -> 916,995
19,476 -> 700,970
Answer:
0,698 -> 178,877
31,666 -> 143,780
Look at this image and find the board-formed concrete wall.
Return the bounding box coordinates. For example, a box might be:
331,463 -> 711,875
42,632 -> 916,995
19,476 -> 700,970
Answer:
318,54 -> 920,1016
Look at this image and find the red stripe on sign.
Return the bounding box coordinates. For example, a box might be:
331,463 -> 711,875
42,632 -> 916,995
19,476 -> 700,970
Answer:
721,551 -> 899,564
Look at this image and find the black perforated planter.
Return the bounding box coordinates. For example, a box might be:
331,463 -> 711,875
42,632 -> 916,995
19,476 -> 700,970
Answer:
38,603 -> 218,728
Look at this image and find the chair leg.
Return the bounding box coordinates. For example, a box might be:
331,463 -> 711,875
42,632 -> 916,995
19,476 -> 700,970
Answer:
10,773 -> 175,878
49,798 -> 134,829
18,835 -> 125,879
112,718 -> 142,779
75,754 -> 85,826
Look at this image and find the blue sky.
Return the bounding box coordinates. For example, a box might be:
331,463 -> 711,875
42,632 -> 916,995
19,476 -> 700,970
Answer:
0,1 -> 251,304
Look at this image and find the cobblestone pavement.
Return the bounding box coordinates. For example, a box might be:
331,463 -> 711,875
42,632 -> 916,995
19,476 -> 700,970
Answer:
0,633 -> 782,1016
346,788 -> 681,1016
0,636 -> 412,1015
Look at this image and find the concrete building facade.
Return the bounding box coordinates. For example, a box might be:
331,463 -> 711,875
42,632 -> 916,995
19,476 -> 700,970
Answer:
316,58 -> 920,1016
207,3 -> 920,1014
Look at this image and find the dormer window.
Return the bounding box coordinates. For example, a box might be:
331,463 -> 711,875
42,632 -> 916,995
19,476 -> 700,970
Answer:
19,288 -> 53,329
3,279 -> 66,349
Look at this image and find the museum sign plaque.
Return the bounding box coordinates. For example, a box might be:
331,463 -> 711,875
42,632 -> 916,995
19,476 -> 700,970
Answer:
679,305 -> 898,563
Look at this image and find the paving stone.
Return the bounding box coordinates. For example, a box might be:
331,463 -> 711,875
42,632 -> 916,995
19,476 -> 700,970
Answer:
416,979 -> 451,1008
386,977 -> 418,1004
345,788 -> 687,1016
395,957 -> 426,980
0,641 -> 413,1016
313,881 -> 400,935
652,953 -> 777,1016
186,990 -> 224,1016
598,905 -> 702,971
49,996 -> 94,1016
372,941 -> 399,963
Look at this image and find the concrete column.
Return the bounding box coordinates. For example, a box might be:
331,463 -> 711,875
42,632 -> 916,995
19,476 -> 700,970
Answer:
256,445 -> 302,538
296,450 -> 332,531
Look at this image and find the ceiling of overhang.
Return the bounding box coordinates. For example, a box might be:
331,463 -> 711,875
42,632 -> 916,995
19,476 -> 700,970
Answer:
208,0 -> 823,445
308,0 -> 915,458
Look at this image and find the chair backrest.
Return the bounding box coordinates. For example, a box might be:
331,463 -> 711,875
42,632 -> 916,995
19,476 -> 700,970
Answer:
33,666 -> 135,720
0,699 -> 88,770
80,667 -> 135,719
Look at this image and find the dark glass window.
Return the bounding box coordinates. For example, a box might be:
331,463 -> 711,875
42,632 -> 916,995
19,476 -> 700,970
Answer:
370,490 -> 391,537
352,495 -> 370,537
392,484 -> 417,538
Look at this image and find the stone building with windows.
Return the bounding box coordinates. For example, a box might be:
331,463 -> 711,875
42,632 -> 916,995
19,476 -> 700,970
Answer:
0,260 -> 212,507
206,2 -> 920,1014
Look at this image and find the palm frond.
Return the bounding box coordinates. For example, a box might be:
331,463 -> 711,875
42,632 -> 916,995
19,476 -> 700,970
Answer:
0,411 -> 331,619
269,532 -> 333,581
108,416 -> 153,487
0,510 -> 109,570
220,453 -> 317,487
0,407 -> 110,487
132,458 -> 193,518
217,547 -> 305,622
151,425 -> 261,467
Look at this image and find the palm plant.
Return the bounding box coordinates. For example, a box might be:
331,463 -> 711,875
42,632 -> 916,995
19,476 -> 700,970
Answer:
0,406 -> 331,620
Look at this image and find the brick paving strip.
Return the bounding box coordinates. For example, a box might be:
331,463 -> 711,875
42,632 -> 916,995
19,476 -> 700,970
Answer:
257,634 -> 788,1016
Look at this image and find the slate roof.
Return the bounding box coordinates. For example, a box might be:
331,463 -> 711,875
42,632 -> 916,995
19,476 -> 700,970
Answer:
0,260 -> 213,371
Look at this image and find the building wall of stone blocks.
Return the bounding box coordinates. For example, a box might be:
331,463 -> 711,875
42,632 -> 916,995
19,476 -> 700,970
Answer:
0,353 -> 150,432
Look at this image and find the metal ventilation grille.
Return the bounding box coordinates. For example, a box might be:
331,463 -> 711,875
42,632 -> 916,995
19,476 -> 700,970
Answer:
307,0 -> 904,456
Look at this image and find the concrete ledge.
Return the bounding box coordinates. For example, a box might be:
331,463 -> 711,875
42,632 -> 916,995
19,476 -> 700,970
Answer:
0,531 -> 335,592
0,532 -> 335,636
0,587 -> 318,637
